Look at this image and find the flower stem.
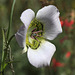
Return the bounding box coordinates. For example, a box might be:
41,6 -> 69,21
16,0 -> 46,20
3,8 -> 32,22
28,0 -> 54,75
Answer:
1,29 -> 15,75
1,0 -> 16,75
7,34 -> 15,46
1,29 -> 6,75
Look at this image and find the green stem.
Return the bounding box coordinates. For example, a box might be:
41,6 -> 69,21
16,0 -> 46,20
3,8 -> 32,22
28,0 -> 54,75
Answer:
1,0 -> 16,75
7,34 -> 15,47
1,29 -> 15,75
1,29 -> 6,75
7,0 -> 16,40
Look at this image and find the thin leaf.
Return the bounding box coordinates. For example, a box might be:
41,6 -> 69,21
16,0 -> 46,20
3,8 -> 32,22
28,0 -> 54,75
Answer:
7,0 -> 16,40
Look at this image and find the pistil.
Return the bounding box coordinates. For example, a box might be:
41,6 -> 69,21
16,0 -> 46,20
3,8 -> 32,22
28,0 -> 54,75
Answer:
30,29 -> 43,42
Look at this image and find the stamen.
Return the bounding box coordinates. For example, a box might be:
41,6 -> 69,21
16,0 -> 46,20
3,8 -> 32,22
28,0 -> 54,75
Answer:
30,29 -> 43,42
34,37 -> 40,42
31,35 -> 35,39
26,19 -> 44,49
32,28 -> 37,32
32,30 -> 43,34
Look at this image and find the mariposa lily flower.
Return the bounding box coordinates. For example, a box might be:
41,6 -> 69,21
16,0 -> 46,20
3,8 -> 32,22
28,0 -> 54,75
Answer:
15,5 -> 62,68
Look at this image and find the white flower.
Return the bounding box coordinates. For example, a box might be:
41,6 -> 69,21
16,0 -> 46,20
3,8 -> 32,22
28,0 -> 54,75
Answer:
15,5 -> 62,68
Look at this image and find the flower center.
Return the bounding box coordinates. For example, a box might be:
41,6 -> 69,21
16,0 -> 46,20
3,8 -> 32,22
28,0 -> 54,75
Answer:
26,19 -> 44,49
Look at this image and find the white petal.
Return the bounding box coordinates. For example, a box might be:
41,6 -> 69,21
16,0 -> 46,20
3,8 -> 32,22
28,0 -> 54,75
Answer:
15,25 -> 27,47
36,5 -> 62,40
27,40 -> 56,68
20,9 -> 35,29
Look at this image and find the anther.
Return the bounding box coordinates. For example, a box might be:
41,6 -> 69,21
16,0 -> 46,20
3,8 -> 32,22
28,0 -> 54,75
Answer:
32,28 -> 37,32
32,30 -> 43,34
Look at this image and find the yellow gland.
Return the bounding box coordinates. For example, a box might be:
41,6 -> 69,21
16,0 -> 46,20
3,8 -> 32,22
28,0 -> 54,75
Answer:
26,19 -> 44,50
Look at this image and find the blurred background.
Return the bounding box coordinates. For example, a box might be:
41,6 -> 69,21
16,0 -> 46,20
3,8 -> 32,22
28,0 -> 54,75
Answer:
0,0 -> 75,75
